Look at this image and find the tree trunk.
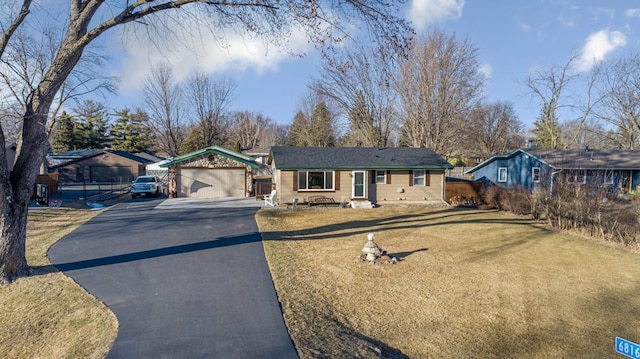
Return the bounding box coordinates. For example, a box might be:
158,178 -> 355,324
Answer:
0,203 -> 29,284
0,105 -> 51,283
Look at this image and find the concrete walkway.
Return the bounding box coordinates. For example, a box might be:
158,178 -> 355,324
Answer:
154,197 -> 265,209
48,198 -> 297,358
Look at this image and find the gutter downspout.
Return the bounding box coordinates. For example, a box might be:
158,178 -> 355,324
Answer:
549,169 -> 562,194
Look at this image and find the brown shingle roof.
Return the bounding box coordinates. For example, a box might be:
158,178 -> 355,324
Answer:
528,149 -> 640,170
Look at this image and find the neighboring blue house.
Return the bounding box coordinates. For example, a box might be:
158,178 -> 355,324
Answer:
465,148 -> 640,194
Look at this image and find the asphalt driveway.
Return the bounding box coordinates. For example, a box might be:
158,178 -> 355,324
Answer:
48,197 -> 298,358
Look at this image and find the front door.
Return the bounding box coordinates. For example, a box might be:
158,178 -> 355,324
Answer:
352,171 -> 366,199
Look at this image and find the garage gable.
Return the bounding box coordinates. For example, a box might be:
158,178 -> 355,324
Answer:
161,146 -> 259,170
162,146 -> 259,198
178,153 -> 251,169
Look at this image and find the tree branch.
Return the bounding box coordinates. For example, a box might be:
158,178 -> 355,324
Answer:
0,0 -> 32,58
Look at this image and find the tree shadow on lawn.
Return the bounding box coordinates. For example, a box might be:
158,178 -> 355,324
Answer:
260,207 -> 537,243
331,318 -> 410,359
463,228 -> 550,263
390,247 -> 429,260
297,299 -> 410,358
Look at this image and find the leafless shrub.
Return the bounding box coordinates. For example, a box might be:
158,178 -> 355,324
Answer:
492,175 -> 640,246
483,185 -> 531,215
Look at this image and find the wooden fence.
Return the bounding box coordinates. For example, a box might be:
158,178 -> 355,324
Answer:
255,181 -> 273,200
445,180 -> 484,204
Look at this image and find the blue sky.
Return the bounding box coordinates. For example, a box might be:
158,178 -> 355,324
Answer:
104,0 -> 639,131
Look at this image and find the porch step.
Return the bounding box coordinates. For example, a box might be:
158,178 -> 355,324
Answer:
350,200 -> 373,209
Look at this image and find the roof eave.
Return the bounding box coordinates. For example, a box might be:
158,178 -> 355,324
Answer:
161,147 -> 259,169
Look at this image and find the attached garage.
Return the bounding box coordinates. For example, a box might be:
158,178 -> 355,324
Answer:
178,168 -> 246,198
162,146 -> 259,199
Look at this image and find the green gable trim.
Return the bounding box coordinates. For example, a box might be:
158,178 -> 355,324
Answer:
161,145 -> 259,169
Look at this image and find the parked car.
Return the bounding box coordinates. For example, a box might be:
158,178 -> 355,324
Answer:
130,175 -> 163,198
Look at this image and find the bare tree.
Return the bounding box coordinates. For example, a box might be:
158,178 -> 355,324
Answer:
260,122 -> 289,148
465,101 -> 523,158
315,45 -> 399,147
0,0 -> 413,283
186,72 -> 235,148
559,117 -> 607,149
228,111 -> 271,150
143,62 -> 187,157
0,103 -> 22,143
396,31 -> 485,155
524,53 -> 601,150
592,53 -> 640,149
0,28 -> 115,137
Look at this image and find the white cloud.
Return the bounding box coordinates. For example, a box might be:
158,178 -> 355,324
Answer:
626,9 -> 640,18
576,29 -> 626,72
114,21 -> 312,94
556,15 -> 574,28
407,0 -> 465,31
594,8 -> 615,21
518,22 -> 531,32
479,63 -> 493,81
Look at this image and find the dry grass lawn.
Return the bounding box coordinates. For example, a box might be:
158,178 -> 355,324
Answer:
257,207 -> 640,359
0,209 -> 117,359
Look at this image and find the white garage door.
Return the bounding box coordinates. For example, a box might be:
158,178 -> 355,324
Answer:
179,168 -> 246,198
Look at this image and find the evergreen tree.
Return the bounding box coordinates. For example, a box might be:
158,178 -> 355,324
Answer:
530,103 -> 561,149
51,111 -> 77,153
74,100 -> 110,149
287,111 -> 310,147
344,92 -> 379,146
180,126 -> 206,154
111,108 -> 153,153
309,101 -> 335,147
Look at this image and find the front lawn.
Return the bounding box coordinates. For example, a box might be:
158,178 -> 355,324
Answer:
0,209 -> 117,359
257,207 -> 640,358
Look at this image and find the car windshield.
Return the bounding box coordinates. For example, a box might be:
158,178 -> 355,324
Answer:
136,177 -> 155,183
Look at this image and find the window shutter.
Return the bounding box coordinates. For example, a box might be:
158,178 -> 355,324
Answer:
371,171 -> 375,184
386,170 -> 391,184
335,171 -> 340,190
409,170 -> 413,186
425,171 -> 431,186
293,171 -> 298,192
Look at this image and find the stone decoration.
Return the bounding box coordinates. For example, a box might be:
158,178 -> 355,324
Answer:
358,233 -> 398,264
362,233 -> 381,261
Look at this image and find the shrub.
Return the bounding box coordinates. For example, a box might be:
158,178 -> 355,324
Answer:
482,185 -> 531,214
486,182 -> 640,247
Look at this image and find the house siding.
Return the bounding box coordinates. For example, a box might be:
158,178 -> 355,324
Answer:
52,153 -> 145,183
633,171 -> 640,192
274,169 -> 445,204
374,170 -> 444,201
470,152 -> 550,190
464,151 -> 640,193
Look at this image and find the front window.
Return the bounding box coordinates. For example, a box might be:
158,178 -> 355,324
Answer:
413,170 -> 426,186
567,170 -> 586,184
532,167 -> 541,183
298,171 -> 334,191
498,167 -> 507,182
375,170 -> 386,184
603,171 -> 614,185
